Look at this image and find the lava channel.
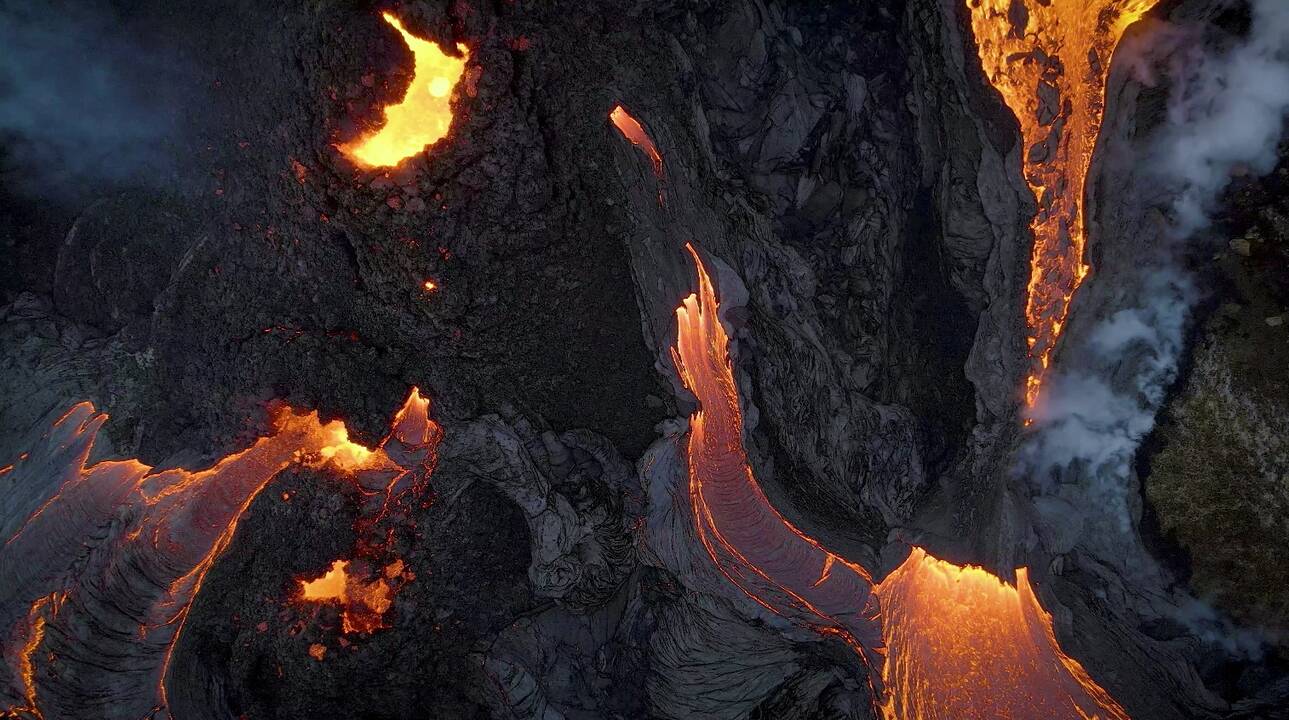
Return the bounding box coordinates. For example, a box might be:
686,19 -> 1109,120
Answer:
673,246 -> 1131,719
342,12 -> 469,167
672,243 -> 881,656
967,0 -> 1160,408
0,388 -> 438,718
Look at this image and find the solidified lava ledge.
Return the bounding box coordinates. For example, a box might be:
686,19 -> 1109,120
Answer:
3,1 -> 1289,719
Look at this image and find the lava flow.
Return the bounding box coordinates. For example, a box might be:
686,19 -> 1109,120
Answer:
342,12 -> 469,167
674,246 -> 1130,718
672,244 -> 880,655
877,548 -> 1130,720
0,388 -> 439,717
967,0 -> 1160,407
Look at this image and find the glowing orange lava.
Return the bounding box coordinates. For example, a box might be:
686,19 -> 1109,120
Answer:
611,105 -> 664,178
673,246 -> 1131,718
0,388 -> 439,716
672,244 -> 879,654
876,548 -> 1130,720
300,560 -> 350,601
296,558 -> 401,634
342,13 -> 469,167
967,0 -> 1160,407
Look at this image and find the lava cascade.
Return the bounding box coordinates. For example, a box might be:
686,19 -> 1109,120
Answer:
967,0 -> 1160,406
0,389 -> 438,717
876,548 -> 1131,720
673,247 -> 1131,718
342,12 -> 469,167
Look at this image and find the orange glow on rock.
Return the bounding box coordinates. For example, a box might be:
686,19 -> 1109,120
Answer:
610,104 -> 663,178
423,279 -> 438,292
967,0 -> 1160,407
342,13 -> 469,167
876,548 -> 1130,719
308,643 -> 327,661
297,558 -> 401,634
672,246 -> 1131,718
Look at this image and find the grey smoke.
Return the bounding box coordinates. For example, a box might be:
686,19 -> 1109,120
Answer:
1024,270 -> 1196,496
0,1 -> 197,197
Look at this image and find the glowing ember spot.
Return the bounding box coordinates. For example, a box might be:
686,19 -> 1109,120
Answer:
966,0 -> 1160,407
672,244 -> 879,655
342,13 -> 469,167
610,105 -> 663,178
423,279 -> 438,292
876,548 -> 1130,719
308,643 -> 327,661
673,246 -> 1131,718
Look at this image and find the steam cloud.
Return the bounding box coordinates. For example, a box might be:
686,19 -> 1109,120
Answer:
0,1 -> 197,197
1024,0 -> 1289,518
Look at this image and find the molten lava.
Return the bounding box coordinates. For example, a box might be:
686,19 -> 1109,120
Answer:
672,244 -> 879,653
967,0 -> 1160,407
297,558 -> 405,634
610,105 -> 663,179
0,388 -> 439,717
673,246 -> 1131,718
876,548 -> 1130,720
342,13 -> 469,167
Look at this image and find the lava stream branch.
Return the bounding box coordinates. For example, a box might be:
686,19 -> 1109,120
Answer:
875,549 -> 1131,720
967,0 -> 1160,407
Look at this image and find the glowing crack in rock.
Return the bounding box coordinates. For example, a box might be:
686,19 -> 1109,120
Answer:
673,246 -> 1131,719
342,12 -> 469,167
0,389 -> 439,718
966,0 -> 1160,408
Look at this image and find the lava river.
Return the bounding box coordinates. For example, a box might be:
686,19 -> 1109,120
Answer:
673,246 -> 1131,719
0,389 -> 438,718
967,0 -> 1160,407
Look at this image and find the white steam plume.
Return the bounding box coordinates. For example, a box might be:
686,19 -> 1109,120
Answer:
1023,0 -> 1289,516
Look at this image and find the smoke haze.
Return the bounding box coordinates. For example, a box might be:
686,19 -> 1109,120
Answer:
0,1 -> 198,198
